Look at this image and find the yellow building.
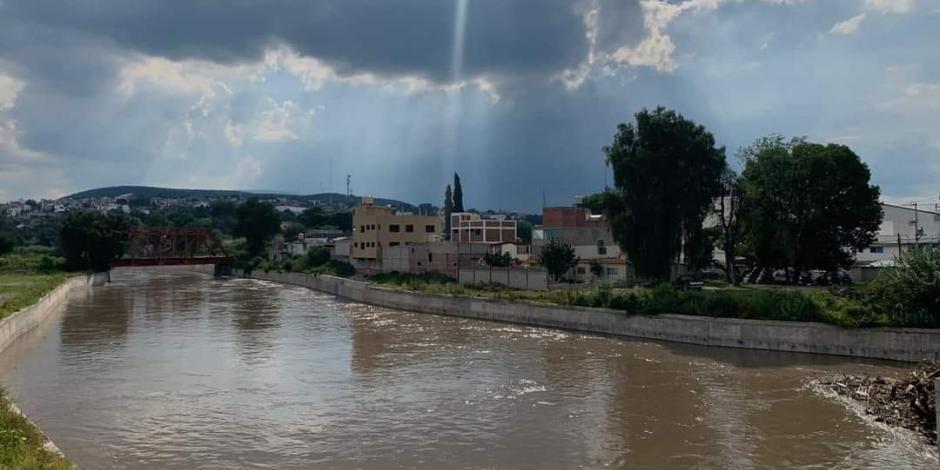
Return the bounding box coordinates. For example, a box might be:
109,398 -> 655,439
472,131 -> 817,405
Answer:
352,197 -> 442,260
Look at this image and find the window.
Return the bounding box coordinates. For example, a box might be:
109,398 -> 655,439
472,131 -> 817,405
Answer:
472,229 -> 482,236
425,225 -> 435,233
390,224 -> 400,232
428,253 -> 433,262
405,224 -> 414,233
577,267 -> 586,274
360,225 -> 365,232
390,242 -> 400,247
607,267 -> 618,275
870,246 -> 884,253
597,239 -> 607,256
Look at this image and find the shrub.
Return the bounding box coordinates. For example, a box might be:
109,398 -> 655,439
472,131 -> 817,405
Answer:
310,260 -> 356,277
0,232 -> 15,256
865,247 -> 940,327
301,247 -> 331,270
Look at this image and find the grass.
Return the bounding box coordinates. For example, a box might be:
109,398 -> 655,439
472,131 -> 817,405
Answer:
0,250 -> 76,468
366,271 -> 892,328
0,388 -> 71,470
0,273 -> 72,320
0,250 -> 73,321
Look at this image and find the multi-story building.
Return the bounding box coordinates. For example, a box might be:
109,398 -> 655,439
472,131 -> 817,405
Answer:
533,206 -> 621,260
450,212 -> 517,244
533,200 -> 627,283
352,197 -> 442,262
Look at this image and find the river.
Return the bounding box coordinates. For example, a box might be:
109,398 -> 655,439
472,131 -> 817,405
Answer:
0,270 -> 935,469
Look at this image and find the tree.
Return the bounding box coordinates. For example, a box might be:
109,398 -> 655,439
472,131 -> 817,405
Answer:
210,200 -> 237,234
328,211 -> 353,232
299,206 -> 327,229
0,232 -> 15,256
516,220 -> 533,242
578,192 -> 607,214
443,184 -> 454,240
589,259 -> 603,278
453,173 -> 464,212
283,222 -> 305,242
484,251 -> 512,267
715,168 -> 743,284
234,198 -> 281,257
538,238 -> 578,282
59,211 -> 130,271
603,107 -> 726,282
740,136 -> 882,278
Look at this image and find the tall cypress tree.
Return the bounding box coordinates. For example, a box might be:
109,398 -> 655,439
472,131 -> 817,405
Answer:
443,184 -> 454,240
453,173 -> 464,212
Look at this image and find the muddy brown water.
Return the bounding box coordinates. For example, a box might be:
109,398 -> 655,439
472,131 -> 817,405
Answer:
0,270 -> 936,469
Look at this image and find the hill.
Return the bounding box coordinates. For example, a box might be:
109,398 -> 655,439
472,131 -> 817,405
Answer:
64,186 -> 427,212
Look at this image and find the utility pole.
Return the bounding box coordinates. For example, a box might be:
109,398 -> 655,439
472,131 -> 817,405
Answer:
346,175 -> 351,199
329,158 -> 333,208
913,202 -> 921,245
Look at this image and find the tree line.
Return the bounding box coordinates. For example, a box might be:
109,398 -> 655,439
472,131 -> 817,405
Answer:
595,106 -> 882,284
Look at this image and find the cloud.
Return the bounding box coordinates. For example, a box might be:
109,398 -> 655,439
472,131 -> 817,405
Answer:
830,13 -> 867,35
0,0 -> 937,213
864,0 -> 916,14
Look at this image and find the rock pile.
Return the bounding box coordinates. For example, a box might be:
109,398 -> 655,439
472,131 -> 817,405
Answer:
821,362 -> 937,445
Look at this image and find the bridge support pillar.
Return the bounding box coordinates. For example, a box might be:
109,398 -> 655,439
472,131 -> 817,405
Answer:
214,264 -> 233,278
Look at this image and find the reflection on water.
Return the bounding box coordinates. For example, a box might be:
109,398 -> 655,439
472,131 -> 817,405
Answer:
0,269 -> 936,469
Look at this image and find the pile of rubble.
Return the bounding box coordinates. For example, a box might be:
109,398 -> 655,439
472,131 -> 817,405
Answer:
821,362 -> 938,444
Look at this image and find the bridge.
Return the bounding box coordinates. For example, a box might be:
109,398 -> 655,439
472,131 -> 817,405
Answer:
112,227 -> 233,274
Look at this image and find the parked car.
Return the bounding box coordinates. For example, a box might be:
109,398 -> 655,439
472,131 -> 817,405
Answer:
672,272 -> 704,290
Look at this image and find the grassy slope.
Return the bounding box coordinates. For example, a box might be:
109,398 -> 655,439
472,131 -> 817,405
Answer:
367,272 -> 889,328
0,389 -> 71,470
0,251 -> 74,469
0,273 -> 71,320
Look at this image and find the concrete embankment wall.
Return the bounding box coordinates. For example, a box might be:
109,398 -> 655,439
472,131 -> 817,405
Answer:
0,272 -> 108,356
218,269 -> 940,363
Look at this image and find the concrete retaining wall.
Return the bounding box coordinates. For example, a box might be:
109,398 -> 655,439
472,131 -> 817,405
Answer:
235,269 -> 940,363
0,272 -> 108,356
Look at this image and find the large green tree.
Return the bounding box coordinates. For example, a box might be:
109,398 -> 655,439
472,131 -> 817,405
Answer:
740,136 -> 882,277
603,107 -> 726,282
234,198 -> 281,257
59,211 -> 131,271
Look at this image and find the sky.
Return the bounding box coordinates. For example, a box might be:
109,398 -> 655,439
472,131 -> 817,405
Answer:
0,0 -> 938,212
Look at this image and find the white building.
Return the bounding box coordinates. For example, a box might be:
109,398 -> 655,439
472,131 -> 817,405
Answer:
856,203 -> 940,264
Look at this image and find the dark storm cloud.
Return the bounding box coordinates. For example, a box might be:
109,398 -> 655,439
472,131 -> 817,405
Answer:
1,0 -> 636,85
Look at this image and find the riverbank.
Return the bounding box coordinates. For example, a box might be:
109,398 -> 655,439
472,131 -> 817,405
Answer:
0,271 -> 106,469
0,388 -> 71,470
229,269 -> 940,363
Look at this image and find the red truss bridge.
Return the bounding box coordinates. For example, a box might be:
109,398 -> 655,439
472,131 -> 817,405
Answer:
112,227 -> 233,268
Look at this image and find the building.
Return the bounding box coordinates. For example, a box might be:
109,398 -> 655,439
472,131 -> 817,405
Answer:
381,242 -> 488,277
533,206 -> 621,261
489,241 -> 533,264
351,197 -> 443,262
856,203 -> 940,262
332,237 -> 352,262
450,212 -> 517,244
